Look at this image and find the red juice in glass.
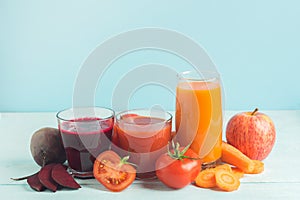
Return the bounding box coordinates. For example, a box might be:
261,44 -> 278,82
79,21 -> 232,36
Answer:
57,107 -> 114,178
112,109 -> 172,179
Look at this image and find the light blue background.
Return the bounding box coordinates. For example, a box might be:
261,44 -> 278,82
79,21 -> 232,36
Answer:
1,0 -> 299,112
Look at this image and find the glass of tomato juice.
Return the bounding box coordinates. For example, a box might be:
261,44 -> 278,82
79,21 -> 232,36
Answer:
112,109 -> 172,179
56,107 -> 114,178
175,71 -> 223,169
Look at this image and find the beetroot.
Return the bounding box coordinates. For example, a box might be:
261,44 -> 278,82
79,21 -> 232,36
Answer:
11,126 -> 82,192
38,163 -> 58,192
30,127 -> 66,166
12,163 -> 81,192
27,173 -> 45,192
52,164 -> 81,189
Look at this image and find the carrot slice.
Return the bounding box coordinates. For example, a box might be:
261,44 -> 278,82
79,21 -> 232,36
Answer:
247,160 -> 264,174
231,167 -> 244,179
221,142 -> 254,173
215,164 -> 232,172
215,170 -> 240,192
195,169 -> 216,188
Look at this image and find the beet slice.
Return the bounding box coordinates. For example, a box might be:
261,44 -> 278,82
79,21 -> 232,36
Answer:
27,173 -> 45,192
38,163 -> 58,192
51,164 -> 81,189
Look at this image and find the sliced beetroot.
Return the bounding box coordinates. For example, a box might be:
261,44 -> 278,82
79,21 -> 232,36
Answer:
51,164 -> 81,189
27,173 -> 45,192
38,163 -> 58,192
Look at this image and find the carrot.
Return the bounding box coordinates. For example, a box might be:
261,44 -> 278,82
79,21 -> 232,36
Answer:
247,160 -> 264,174
215,170 -> 240,192
195,169 -> 216,188
231,167 -> 244,179
195,165 -> 242,191
221,142 -> 254,173
215,164 -> 232,172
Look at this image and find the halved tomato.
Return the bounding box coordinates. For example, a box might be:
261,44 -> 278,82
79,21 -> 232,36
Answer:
93,150 -> 136,192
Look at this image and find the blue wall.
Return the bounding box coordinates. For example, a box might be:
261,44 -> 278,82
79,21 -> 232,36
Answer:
1,0 -> 299,112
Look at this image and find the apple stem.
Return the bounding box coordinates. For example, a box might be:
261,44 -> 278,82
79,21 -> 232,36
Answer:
251,108 -> 259,116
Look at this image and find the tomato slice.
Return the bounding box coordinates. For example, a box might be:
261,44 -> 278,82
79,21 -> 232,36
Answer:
93,150 -> 136,192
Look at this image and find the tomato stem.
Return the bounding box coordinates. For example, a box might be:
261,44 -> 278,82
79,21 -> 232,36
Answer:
168,141 -> 200,161
119,156 -> 137,168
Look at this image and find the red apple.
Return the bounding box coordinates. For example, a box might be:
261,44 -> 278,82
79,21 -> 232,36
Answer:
226,108 -> 276,160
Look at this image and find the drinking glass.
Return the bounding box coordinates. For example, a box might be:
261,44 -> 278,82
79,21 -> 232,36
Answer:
175,71 -> 223,168
56,107 -> 114,178
112,109 -> 172,179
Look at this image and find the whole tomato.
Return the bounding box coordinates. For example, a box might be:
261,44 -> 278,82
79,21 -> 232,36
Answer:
155,142 -> 201,189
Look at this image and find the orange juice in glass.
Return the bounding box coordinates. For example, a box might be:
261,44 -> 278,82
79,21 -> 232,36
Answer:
175,71 -> 222,168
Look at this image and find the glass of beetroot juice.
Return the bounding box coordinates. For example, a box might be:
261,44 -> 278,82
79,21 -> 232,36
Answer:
56,107 -> 114,178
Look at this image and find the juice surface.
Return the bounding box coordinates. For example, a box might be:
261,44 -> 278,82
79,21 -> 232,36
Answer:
112,116 -> 172,178
60,117 -> 113,172
176,81 -> 222,163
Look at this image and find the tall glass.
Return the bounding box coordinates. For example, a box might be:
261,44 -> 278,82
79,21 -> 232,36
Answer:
56,107 -> 114,178
175,71 -> 223,168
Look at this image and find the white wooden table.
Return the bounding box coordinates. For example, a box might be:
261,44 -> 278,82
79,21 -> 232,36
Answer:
1,111 -> 299,199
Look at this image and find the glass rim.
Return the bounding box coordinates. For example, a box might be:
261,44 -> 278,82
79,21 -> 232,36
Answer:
56,106 -> 115,122
115,108 -> 172,125
177,70 -> 220,82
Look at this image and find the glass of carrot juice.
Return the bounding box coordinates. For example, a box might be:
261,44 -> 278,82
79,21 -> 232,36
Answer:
175,71 -> 223,169
112,109 -> 172,179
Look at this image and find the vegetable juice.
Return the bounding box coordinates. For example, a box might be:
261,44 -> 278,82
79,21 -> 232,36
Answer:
60,117 -> 113,172
112,115 -> 172,179
176,80 -> 222,165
